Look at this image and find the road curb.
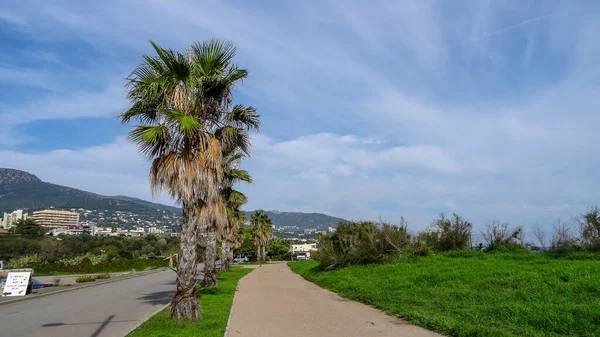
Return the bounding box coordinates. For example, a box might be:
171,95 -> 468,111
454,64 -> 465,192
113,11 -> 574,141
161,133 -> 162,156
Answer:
123,302 -> 170,336
0,268 -> 169,307
223,265 -> 260,337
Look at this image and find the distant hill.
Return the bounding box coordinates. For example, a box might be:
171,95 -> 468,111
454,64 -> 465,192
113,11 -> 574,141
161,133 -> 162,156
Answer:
244,210 -> 345,230
0,168 -> 345,230
0,168 -> 179,215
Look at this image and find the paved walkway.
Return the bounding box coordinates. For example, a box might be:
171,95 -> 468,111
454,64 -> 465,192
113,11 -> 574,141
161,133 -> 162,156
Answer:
227,263 -> 444,337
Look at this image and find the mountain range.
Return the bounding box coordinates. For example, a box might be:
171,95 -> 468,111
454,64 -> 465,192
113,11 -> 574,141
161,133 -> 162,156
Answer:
0,168 -> 345,230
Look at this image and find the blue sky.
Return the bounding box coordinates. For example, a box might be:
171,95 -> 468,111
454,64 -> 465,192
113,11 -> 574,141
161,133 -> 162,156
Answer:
1,1 -> 599,232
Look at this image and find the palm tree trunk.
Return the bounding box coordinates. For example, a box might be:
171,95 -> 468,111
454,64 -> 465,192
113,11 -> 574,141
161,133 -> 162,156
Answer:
228,249 -> 234,268
256,245 -> 261,262
203,222 -> 218,288
262,244 -> 266,262
221,241 -> 232,271
171,200 -> 200,321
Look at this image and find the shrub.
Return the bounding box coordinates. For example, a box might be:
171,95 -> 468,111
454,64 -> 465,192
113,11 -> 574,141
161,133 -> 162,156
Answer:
75,276 -> 96,283
551,219 -> 579,253
578,206 -> 600,252
6,254 -> 43,269
53,278 -> 61,286
118,249 -> 133,260
481,221 -> 525,251
141,244 -> 156,256
429,213 -> 472,251
315,220 -> 410,270
95,273 -> 111,280
409,233 -> 434,257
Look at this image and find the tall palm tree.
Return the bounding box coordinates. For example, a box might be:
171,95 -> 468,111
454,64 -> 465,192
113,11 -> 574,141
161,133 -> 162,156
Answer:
251,210 -> 273,262
122,39 -> 259,321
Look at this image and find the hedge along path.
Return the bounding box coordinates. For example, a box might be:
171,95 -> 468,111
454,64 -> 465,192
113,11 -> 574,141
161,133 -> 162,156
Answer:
226,262 -> 444,337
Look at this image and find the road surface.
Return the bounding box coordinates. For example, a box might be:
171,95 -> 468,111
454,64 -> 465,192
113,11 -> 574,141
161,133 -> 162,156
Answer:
227,263 -> 444,337
0,270 -> 176,337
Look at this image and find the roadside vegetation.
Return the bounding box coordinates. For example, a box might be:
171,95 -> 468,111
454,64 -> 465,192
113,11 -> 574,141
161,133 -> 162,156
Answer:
289,208 -> 600,337
0,231 -> 176,274
128,266 -> 252,337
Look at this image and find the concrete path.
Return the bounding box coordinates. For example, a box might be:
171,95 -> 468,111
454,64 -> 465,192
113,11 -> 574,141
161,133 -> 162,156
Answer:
227,263 -> 444,337
0,270 -> 175,337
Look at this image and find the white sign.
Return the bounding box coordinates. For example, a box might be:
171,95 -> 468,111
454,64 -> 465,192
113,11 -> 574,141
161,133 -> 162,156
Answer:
0,260 -> 3,270
2,272 -> 31,297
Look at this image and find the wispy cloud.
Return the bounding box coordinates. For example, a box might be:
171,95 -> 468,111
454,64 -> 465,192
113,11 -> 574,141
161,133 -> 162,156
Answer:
484,15 -> 550,37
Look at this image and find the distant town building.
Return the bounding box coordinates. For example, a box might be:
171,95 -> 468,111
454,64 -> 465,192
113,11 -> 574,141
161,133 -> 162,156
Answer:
48,225 -> 91,236
33,209 -> 79,229
1,209 -> 28,229
291,243 -> 318,252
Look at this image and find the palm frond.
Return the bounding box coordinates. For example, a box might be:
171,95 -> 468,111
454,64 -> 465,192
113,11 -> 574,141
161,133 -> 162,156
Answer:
226,105 -> 260,131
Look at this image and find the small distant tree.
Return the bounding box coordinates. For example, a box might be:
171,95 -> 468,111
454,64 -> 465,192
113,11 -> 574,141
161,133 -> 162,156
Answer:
578,206 -> 600,252
532,223 -> 547,249
251,210 -> 273,262
430,213 -> 472,251
551,219 -> 577,252
14,218 -> 44,236
111,225 -> 117,233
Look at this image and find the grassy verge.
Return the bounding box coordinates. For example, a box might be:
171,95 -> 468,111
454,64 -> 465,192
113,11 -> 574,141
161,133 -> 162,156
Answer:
289,252 -> 600,337
128,266 -> 252,337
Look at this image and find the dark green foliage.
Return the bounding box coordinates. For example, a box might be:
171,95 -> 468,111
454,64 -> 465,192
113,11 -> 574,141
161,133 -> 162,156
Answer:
33,258 -> 167,275
234,227 -> 254,258
141,244 -> 156,256
0,234 -> 179,263
267,237 -> 291,260
75,276 -> 96,283
14,218 -> 44,236
290,252 -> 600,337
315,221 -> 410,270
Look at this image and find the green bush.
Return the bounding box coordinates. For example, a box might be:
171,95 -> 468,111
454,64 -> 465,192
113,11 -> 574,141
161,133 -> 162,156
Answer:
579,206 -> 600,251
481,221 -> 526,252
75,276 -> 96,283
6,254 -> 43,269
429,213 -> 472,251
30,257 -> 167,274
95,273 -> 111,279
315,221 -> 410,270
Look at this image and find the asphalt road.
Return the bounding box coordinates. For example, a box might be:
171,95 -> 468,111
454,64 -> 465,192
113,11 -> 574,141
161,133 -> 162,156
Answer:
0,269 -> 176,337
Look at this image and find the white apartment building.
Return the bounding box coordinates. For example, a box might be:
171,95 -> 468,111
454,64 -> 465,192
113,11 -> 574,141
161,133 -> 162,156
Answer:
1,209 -> 29,229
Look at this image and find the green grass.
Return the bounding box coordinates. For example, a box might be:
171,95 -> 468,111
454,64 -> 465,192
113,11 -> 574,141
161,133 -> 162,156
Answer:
289,252 -> 600,337
128,266 -> 252,337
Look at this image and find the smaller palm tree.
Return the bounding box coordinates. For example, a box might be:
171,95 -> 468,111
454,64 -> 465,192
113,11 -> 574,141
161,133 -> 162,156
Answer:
251,210 -> 273,262
220,147 -> 253,271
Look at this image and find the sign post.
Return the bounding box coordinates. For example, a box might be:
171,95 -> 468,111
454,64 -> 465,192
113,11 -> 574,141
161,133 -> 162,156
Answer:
2,271 -> 32,297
